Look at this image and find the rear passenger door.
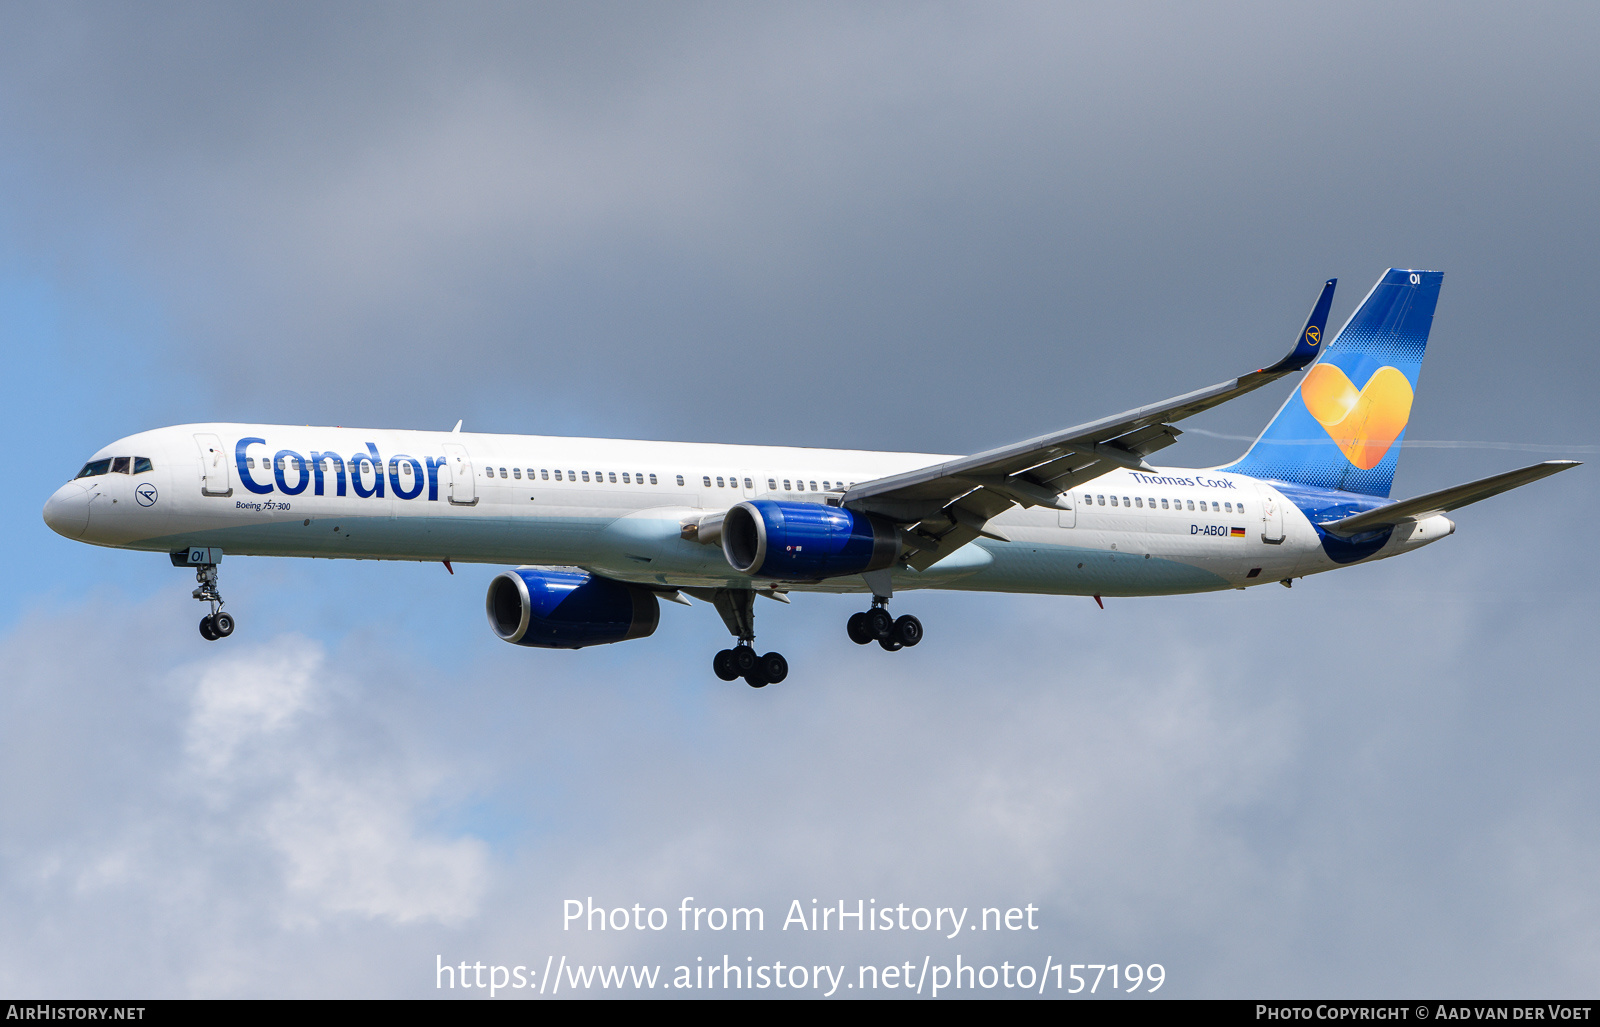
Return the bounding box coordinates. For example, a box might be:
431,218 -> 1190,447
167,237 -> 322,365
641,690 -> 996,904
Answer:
1257,483 -> 1285,543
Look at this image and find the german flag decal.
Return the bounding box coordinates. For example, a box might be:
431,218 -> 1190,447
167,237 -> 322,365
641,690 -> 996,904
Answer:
1230,527 -> 1247,538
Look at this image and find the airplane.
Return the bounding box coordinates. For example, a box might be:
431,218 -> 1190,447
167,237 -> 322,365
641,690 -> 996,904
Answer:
42,269 -> 1578,687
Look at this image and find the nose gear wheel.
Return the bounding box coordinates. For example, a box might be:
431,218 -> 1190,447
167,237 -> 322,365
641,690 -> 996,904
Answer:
188,560 -> 238,641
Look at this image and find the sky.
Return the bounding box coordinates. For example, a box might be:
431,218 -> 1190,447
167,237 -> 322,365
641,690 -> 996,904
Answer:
1,1 -> 1597,999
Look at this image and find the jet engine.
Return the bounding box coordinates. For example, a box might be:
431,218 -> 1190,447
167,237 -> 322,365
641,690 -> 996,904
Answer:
722,500 -> 899,580
486,567 -> 660,648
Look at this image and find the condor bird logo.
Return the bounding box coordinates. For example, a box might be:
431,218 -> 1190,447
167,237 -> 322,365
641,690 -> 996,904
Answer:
1300,362 -> 1414,469
1305,326 -> 1321,346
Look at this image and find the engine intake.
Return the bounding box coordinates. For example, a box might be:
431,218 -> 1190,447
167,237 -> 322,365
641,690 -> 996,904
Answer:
722,500 -> 899,580
486,567 -> 660,649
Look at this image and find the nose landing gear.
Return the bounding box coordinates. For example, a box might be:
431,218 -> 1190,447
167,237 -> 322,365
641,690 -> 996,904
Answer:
173,548 -> 235,641
848,596 -> 921,651
193,563 -> 235,640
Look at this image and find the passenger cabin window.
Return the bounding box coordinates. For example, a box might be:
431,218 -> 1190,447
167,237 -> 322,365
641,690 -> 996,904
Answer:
621,472 -> 630,483
716,476 -> 724,488
768,478 -> 777,490
1134,497 -> 1142,508
809,481 -> 817,491
1097,494 -> 1105,505
1110,496 -> 1118,506
650,474 -> 658,484
744,478 -> 752,489
1225,502 -> 1233,512
513,468 -> 522,479
609,472 -> 617,483
579,471 -> 588,482
783,480 -> 791,490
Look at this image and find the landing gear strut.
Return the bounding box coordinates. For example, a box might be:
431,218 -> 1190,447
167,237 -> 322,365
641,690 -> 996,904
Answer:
176,548 -> 235,641
848,595 -> 921,651
703,587 -> 788,688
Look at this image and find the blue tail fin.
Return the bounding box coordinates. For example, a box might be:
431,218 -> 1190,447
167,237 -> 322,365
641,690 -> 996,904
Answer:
1222,269 -> 1443,498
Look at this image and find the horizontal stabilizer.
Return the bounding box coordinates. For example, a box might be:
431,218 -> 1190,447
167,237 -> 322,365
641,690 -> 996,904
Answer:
1319,460 -> 1580,536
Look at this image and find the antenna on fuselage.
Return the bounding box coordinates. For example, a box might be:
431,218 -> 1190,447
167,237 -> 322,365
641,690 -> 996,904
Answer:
452,420 -> 463,433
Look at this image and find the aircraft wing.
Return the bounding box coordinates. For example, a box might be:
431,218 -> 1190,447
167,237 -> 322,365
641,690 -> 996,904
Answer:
843,279 -> 1338,570
1318,460 -> 1580,536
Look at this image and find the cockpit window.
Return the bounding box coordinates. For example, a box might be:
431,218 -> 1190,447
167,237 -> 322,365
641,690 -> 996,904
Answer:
74,456 -> 154,478
76,459 -> 112,478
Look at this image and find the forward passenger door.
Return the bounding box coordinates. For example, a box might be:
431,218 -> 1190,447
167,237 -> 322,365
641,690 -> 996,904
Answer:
193,433 -> 232,497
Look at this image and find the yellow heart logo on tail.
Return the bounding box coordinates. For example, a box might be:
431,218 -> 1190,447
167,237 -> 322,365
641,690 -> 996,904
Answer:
1299,363 -> 1414,469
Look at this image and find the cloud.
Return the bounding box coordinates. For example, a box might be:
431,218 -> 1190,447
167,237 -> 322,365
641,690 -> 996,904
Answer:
5,3 -> 1596,447
0,600 -> 489,995
182,641 -> 487,926
3,565 -> 1596,996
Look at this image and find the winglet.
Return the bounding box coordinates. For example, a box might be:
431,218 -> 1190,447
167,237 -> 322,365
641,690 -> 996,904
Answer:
1258,278 -> 1336,375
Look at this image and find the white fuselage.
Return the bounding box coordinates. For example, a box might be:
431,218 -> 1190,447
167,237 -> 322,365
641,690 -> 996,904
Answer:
44,423 -> 1455,597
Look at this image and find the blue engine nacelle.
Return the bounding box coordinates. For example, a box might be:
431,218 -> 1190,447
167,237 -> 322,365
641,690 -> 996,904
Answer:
722,500 -> 899,580
486,567 -> 660,649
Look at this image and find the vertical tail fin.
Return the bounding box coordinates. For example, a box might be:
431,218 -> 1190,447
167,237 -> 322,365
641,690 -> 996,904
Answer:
1222,269 -> 1443,497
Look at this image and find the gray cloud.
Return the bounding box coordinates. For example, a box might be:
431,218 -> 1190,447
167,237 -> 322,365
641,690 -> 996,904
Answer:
5,3 -> 1597,449
3,569 -> 1598,995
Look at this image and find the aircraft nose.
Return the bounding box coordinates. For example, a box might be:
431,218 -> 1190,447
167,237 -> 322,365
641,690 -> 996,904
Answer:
43,482 -> 91,539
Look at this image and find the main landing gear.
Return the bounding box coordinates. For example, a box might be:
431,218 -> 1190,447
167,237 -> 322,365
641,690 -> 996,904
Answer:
705,588 -> 788,688
847,596 -> 922,651
713,645 -> 788,689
